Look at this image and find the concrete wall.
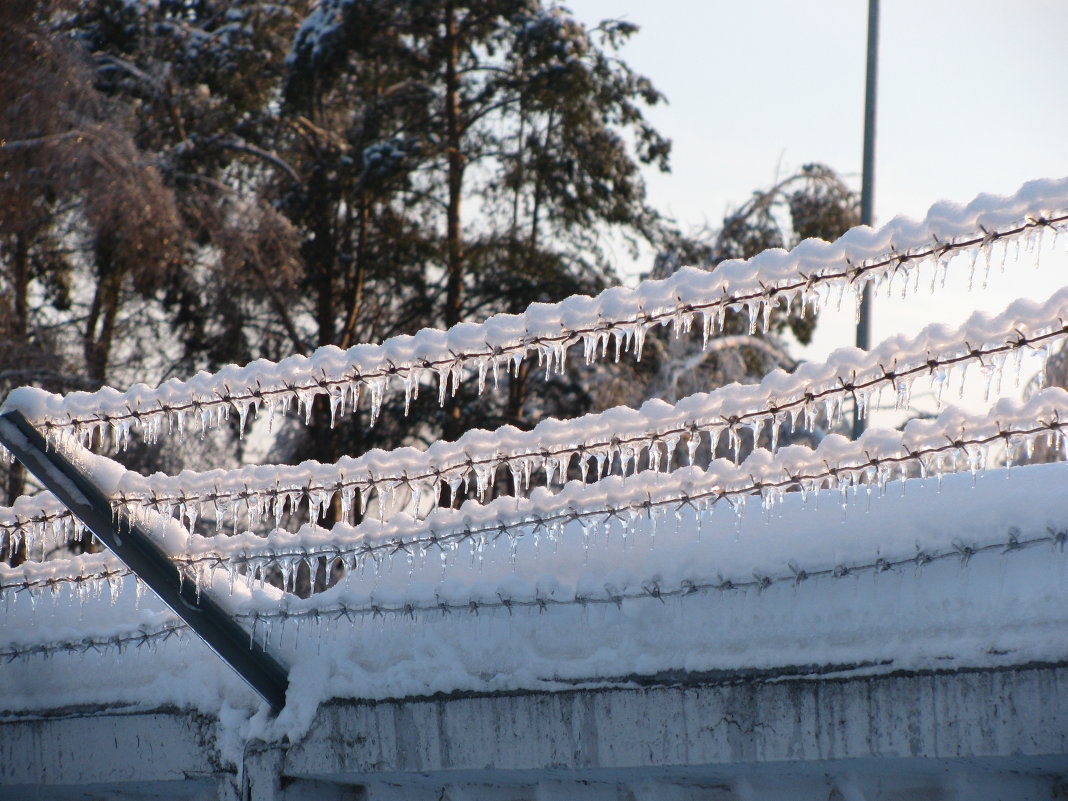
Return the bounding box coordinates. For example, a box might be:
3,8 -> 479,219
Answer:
4,663 -> 1068,800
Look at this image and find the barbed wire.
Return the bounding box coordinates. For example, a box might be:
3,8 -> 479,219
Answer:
12,211 -> 1065,443
235,525 -> 1065,627
165,417 -> 1068,572
6,316 -> 1067,544
3,524 -> 1061,661
4,410 -> 1066,597
0,622 -> 187,662
1,561 -> 129,596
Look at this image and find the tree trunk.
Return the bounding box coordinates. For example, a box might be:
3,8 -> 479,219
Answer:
442,0 -> 466,442
339,194 -> 369,350
84,267 -> 123,387
6,233 -> 30,509
444,0 -> 464,330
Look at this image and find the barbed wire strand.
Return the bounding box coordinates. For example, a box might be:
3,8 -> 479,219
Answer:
4,414 -> 1066,597
6,320 -> 1067,545
2,524 -> 1062,662
15,213 -> 1066,440
165,418 -> 1068,571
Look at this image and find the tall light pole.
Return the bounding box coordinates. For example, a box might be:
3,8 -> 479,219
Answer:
853,0 -> 879,439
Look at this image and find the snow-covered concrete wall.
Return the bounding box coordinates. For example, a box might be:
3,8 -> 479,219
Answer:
4,465 -> 1068,799
4,663 -> 1068,800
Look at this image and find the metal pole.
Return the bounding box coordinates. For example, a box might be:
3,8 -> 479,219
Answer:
0,410 -> 289,714
853,0 -> 879,439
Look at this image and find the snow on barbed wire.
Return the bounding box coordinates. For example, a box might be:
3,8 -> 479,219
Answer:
3,176 -> 1066,449
158,388 -> 1068,580
6,282 -> 1068,551
6,520 -> 1064,660
7,387 -> 1068,608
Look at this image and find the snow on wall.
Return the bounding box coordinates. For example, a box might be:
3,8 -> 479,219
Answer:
3,461 -> 1067,747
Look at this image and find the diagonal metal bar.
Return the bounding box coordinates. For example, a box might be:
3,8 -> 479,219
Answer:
0,409 -> 289,713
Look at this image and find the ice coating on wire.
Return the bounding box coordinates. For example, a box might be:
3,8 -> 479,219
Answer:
3,176 -> 1066,446
7,386 -> 1068,603
6,282 -> 1068,547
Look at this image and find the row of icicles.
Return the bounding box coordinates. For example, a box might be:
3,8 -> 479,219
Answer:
15,214 -> 1059,454
0,327 -> 1060,558
5,415 -> 1068,611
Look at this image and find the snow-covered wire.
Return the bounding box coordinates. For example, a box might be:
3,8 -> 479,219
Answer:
7,285 -> 1068,547
4,178 -> 1065,447
7,388 -> 1068,597
0,622 -> 188,662
3,524 -> 1062,661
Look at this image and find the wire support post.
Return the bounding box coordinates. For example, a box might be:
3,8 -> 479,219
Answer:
854,0 -> 879,440
0,409 -> 289,714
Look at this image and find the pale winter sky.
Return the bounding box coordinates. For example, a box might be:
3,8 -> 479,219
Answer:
572,0 -> 1068,421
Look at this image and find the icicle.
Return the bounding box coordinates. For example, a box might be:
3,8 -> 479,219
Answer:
663,434 -> 679,472
185,502 -> 199,536
509,462 -> 524,498
770,413 -> 783,452
340,486 -> 354,522
367,377 -> 386,426
686,429 -> 701,465
377,482 -> 394,521
232,398 -> 252,438
746,301 -> 760,335
328,386 -> 344,428
544,455 -> 560,486
446,474 -> 463,508
708,427 -> 723,461
746,417 -> 764,451
293,389 -> 314,425
634,323 -> 649,362
647,438 -> 662,473
895,375 -> 914,409
473,462 -> 494,501
402,371 -> 417,416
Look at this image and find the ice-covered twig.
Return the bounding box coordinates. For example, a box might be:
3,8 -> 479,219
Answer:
4,178 -> 1066,447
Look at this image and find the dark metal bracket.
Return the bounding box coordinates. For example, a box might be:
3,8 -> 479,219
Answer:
0,409 -> 289,713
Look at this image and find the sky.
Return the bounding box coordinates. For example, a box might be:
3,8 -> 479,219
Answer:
572,0 -> 1068,421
